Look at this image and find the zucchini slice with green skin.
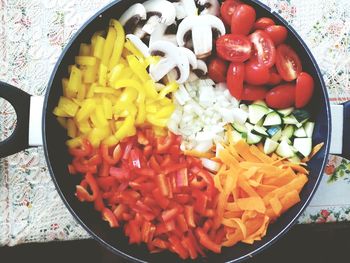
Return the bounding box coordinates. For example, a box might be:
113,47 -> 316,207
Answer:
277,107 -> 294,117
292,109 -> 310,123
263,111 -> 282,126
249,104 -> 269,124
267,126 -> 282,137
276,140 -> 295,158
293,138 -> 312,157
264,138 -> 279,155
281,125 -> 295,139
304,122 -> 315,138
271,129 -> 282,141
288,155 -> 301,164
294,127 -> 307,138
283,115 -> 299,125
247,132 -> 262,145
232,130 -> 245,143
252,125 -> 268,137
232,122 -> 247,133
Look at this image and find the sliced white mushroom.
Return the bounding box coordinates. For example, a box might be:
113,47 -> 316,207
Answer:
196,0 -> 220,16
150,24 -> 177,45
177,15 -> 225,58
142,0 -> 176,35
179,47 -> 198,69
149,40 -> 190,84
188,59 -> 208,81
119,3 -> 147,34
126,34 -> 150,57
172,0 -> 198,20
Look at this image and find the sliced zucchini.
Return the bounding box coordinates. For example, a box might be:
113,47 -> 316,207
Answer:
248,104 -> 269,124
232,130 -> 245,143
277,107 -> 294,117
279,136 -> 292,145
304,122 -> 315,138
283,115 -> 299,125
245,122 -> 254,132
271,129 -> 282,141
247,132 -> 262,145
281,125 -> 295,139
294,127 -> 307,138
252,125 -> 268,137
288,155 -> 301,164
292,109 -> 310,123
253,100 -> 267,107
264,138 -> 279,155
293,138 -> 312,157
276,140 -> 295,158
256,118 -> 264,127
263,111 -> 282,126
267,126 -> 282,137
232,122 -> 247,133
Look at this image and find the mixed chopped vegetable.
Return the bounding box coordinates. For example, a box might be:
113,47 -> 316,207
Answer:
53,0 -> 322,260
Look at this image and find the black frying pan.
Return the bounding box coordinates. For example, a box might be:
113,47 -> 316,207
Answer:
1,0 -> 349,262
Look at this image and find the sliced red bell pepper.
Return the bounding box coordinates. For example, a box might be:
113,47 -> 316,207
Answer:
152,188 -> 170,209
176,214 -> 189,233
68,164 -> 77,175
169,235 -> 189,260
94,192 -> 105,212
184,205 -> 196,228
149,156 -> 161,172
129,148 -> 141,168
193,189 -> 208,215
98,161 -> 110,177
100,144 -> 122,165
72,158 -> 97,174
156,173 -> 169,197
113,204 -> 127,220
175,193 -> 191,204
128,219 -> 141,244
162,207 -> 179,222
163,163 -> 188,175
133,168 -> 155,177
137,130 -> 150,145
156,132 -> 175,153
102,207 -> 119,228
182,237 -> 198,260
96,176 -> 115,192
69,139 -> 92,158
153,238 -> 169,249
141,221 -> 152,243
109,167 -> 129,180
176,168 -> 188,187
196,228 -> 221,254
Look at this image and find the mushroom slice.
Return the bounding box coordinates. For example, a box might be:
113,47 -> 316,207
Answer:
173,0 -> 197,20
196,0 -> 220,16
119,3 -> 147,34
150,24 -> 177,45
142,0 -> 176,35
179,47 -> 198,69
149,40 -> 190,84
126,34 -> 150,57
177,15 -> 225,58
189,59 -> 208,81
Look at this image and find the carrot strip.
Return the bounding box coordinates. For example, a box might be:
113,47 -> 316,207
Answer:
250,145 -> 273,163
269,197 -> 282,216
236,197 -> 266,214
235,140 -> 261,163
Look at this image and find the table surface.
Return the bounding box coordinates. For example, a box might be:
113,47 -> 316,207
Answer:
1,0 -> 350,247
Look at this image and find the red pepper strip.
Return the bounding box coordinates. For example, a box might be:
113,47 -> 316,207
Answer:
155,223 -> 168,235
69,139 -> 93,158
72,158 -> 97,174
176,214 -> 189,232
188,230 -> 206,257
152,188 -> 170,209
68,164 -> 77,175
163,163 -> 188,174
176,168 -> 188,187
96,176 -> 115,192
204,209 -> 215,217
203,219 -> 213,233
137,130 -> 149,145
156,173 -> 169,197
101,144 -> 121,165
153,238 -> 169,249
109,167 -> 129,180
169,235 -> 189,260
122,142 -> 133,160
149,156 -> 161,172
102,207 -> 119,228
94,192 -> 105,212
81,173 -> 99,200
175,194 -> 191,204
160,155 -> 172,167
193,189 -> 208,215
156,132 -> 175,153
196,228 -> 221,254
165,219 -> 176,232
99,161 -> 110,177
143,145 -> 152,158
113,204 -> 127,219
129,181 -> 155,193
191,167 -> 215,199
213,227 -> 226,245
129,148 -> 141,168
133,168 -> 155,177
184,205 -> 196,228
128,220 -> 141,244
86,154 -> 102,166
182,237 -> 198,260
75,185 -> 94,202
141,221 -> 152,243
161,207 -> 179,222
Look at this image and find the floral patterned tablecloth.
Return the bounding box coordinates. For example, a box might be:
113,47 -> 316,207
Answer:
0,0 -> 350,246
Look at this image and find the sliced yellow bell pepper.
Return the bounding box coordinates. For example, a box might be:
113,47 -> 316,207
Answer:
79,43 -> 91,56
57,97 -> 79,117
158,81 -> 179,99
109,19 -> 125,70
93,36 -> 105,59
101,26 -> 117,66
127,55 -> 150,83
75,56 -> 96,66
76,99 -> 95,122
67,119 -> 77,138
114,115 -> 134,140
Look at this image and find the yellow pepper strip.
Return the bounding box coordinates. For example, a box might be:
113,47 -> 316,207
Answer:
91,31 -> 104,51
108,64 -> 124,86
62,78 -> 69,97
77,84 -> 86,100
77,119 -> 92,134
146,103 -> 158,113
135,101 -> 146,125
159,97 -> 173,106
57,97 -> 79,117
102,97 -> 113,119
67,119 -> 77,138
93,86 -> 120,96
103,135 -> 119,147
83,64 -> 98,84
127,55 -> 150,83
124,40 -> 144,59
113,79 -> 144,97
76,99 -> 95,122
119,87 -> 138,102
79,43 -> 91,56
144,80 -> 159,99
146,115 -> 168,127
66,137 -> 83,148
101,26 -> 117,66
88,127 -> 111,148
53,107 -> 70,117
93,36 -> 105,59
67,66 -> 82,98
56,117 -> 67,128
109,19 -> 125,70
114,115 -> 134,140
98,63 -> 108,86
75,56 -> 96,66
154,104 -> 175,119
158,81 -> 179,99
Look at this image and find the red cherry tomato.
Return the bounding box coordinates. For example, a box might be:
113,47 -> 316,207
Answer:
266,84 -> 296,109
249,30 -> 276,68
254,17 -> 275,30
227,62 -> 245,99
267,67 -> 282,85
220,0 -> 242,26
216,34 -> 252,62
275,44 -> 302,81
244,61 -> 270,85
208,58 -> 228,83
295,72 -> 315,108
231,4 -> 256,36
265,25 -> 288,45
241,85 -> 268,101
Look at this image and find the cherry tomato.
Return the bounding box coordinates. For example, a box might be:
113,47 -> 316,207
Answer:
249,30 -> 276,68
227,62 -> 245,99
295,72 -> 315,108
254,17 -> 275,30
241,85 -> 268,101
216,34 -> 251,63
220,0 -> 242,26
244,61 -> 270,85
275,44 -> 302,81
208,58 -> 228,83
267,67 -> 282,85
266,84 -> 296,109
231,4 -> 256,36
265,25 -> 288,45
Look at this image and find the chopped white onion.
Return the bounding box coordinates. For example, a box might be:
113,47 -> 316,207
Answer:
201,158 -> 221,172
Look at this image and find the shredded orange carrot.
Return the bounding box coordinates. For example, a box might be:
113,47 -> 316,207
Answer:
302,142 -> 324,162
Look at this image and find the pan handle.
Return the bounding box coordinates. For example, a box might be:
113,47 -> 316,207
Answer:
0,81 -> 43,158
